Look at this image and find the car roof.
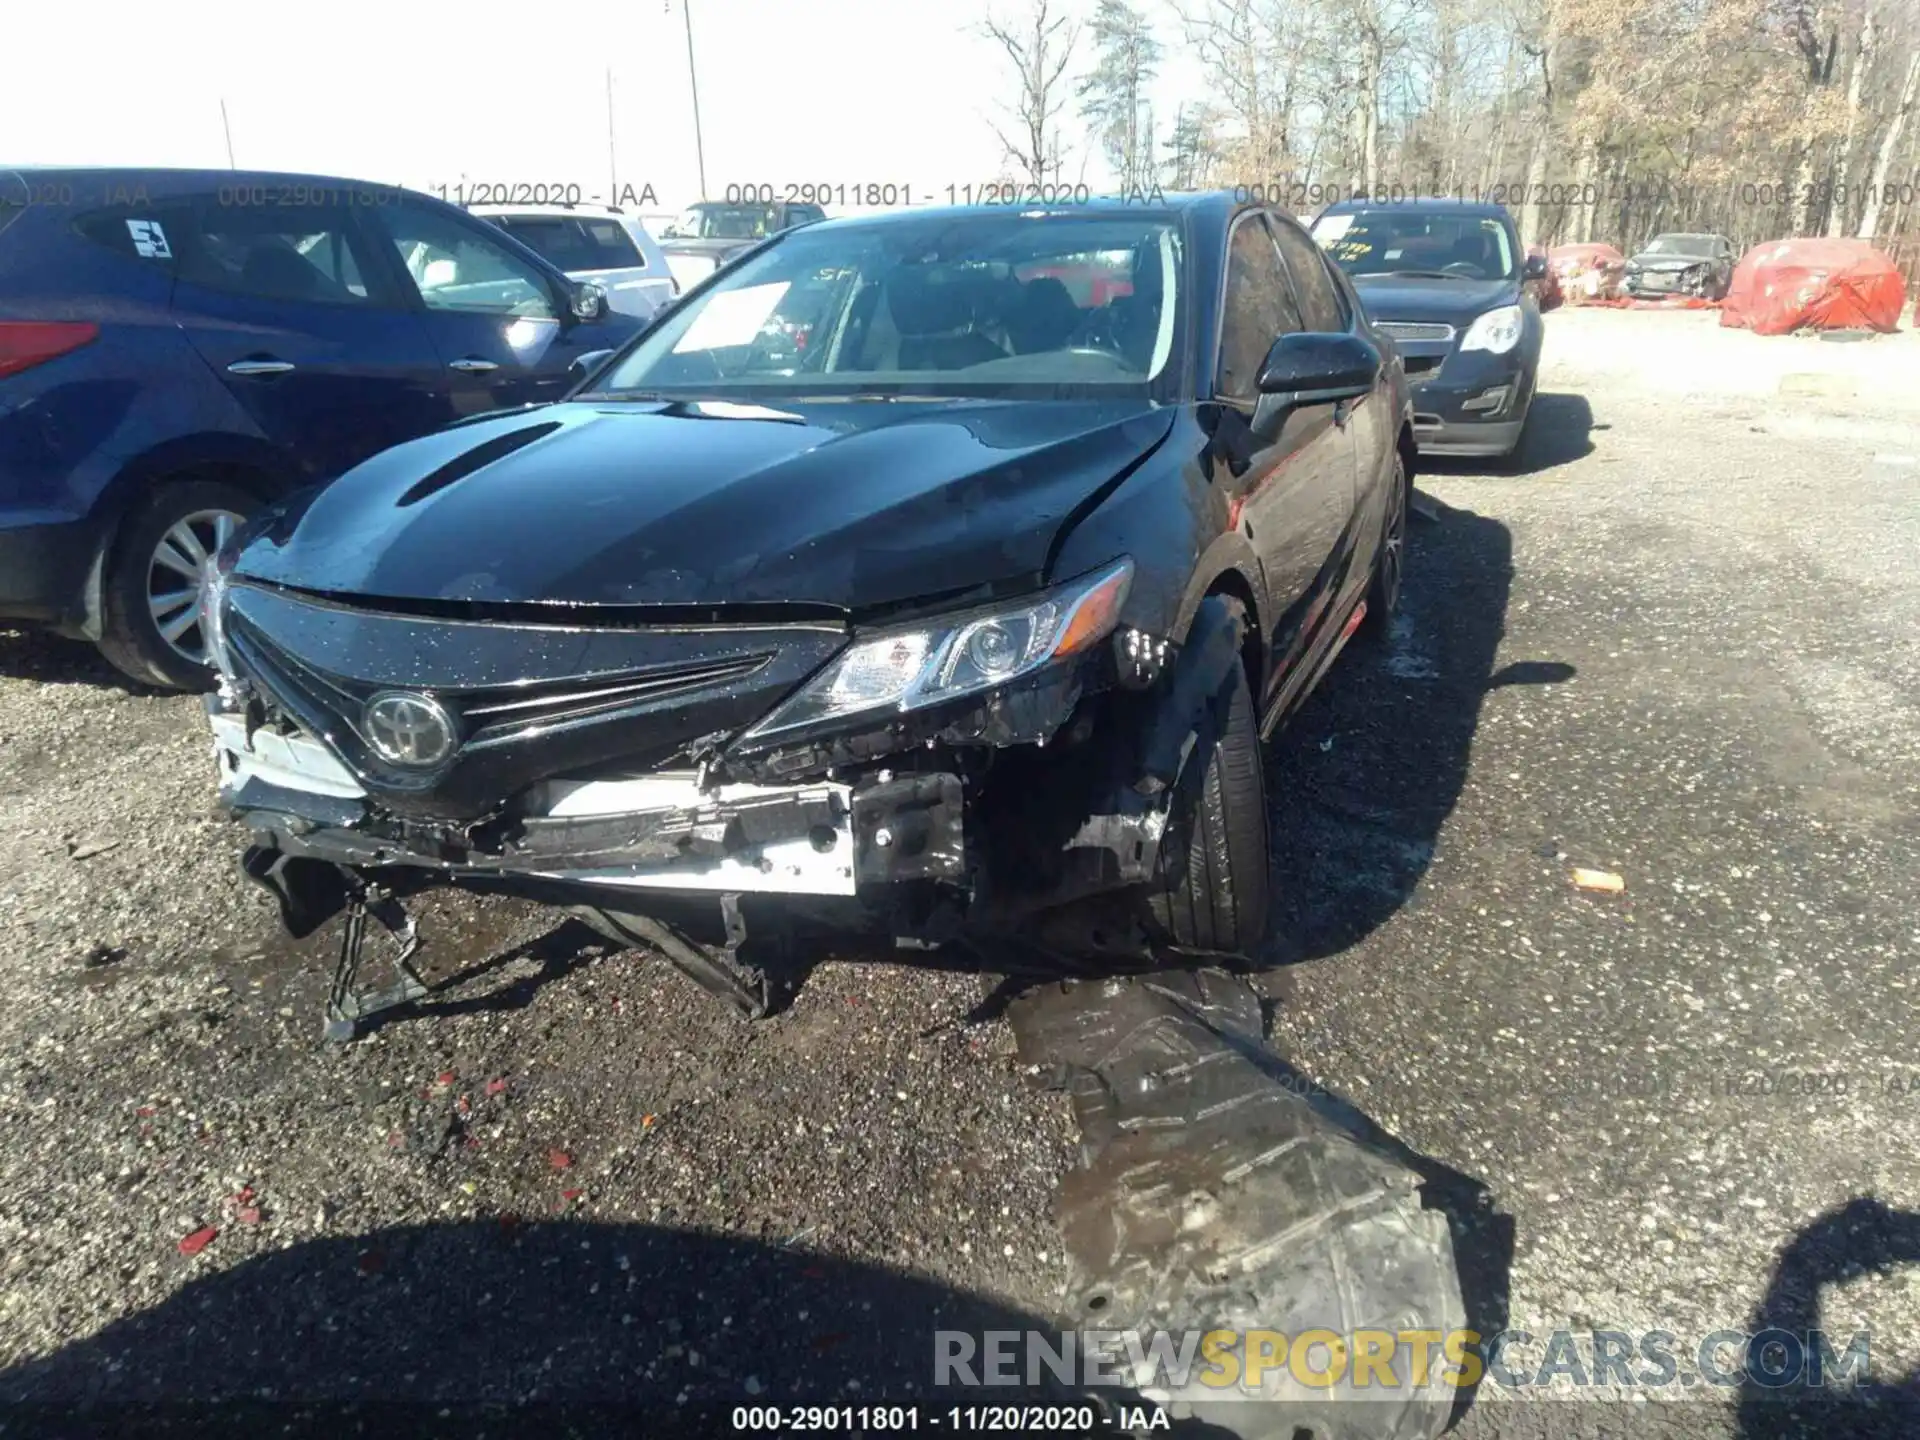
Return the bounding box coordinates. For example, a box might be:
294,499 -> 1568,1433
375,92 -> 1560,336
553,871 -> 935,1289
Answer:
796,190 -> 1229,234
1318,195 -> 1514,219
2,165 -> 410,200
471,203 -> 633,220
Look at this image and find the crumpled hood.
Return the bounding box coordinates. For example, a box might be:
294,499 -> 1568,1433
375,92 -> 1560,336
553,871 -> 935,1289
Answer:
235,397 -> 1174,615
1630,253 -> 1714,271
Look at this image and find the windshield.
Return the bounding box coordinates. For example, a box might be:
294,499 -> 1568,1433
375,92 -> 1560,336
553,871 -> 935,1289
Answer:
1643,233 -> 1718,256
666,204 -> 775,241
1311,210 -> 1517,281
486,215 -> 642,272
592,213 -> 1184,399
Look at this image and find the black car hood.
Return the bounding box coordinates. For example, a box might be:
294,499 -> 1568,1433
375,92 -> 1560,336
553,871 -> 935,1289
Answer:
1351,274 -> 1517,325
235,397 -> 1175,616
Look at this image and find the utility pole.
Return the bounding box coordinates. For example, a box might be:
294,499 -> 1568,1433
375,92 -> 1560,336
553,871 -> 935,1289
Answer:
682,0 -> 708,198
606,67 -> 618,202
220,99 -> 236,168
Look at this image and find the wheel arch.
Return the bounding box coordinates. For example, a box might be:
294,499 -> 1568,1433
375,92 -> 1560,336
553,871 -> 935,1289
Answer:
73,435 -> 299,640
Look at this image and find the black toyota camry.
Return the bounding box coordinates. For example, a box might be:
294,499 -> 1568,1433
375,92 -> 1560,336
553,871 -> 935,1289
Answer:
200,193 -> 1415,1036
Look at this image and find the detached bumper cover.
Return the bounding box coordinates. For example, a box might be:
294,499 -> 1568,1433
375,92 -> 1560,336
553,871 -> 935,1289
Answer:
209,709 -> 955,898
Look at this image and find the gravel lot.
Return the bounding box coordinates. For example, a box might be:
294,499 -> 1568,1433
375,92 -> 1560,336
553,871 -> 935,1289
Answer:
1,306 -> 1917,1438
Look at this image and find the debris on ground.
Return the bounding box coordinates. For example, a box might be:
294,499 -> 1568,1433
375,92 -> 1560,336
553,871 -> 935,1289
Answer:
1570,867 -> 1626,893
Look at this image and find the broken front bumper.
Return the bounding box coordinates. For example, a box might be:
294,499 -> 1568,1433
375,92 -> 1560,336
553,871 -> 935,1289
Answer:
209,708 -> 964,899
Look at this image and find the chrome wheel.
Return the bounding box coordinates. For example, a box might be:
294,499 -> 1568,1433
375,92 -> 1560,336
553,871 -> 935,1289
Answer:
146,509 -> 243,665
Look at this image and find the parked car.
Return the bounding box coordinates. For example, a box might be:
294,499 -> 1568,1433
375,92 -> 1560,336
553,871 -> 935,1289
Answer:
656,199 -> 826,291
0,167 -> 644,688
1312,197 -> 1544,459
1624,232 -> 1736,300
472,204 -> 676,321
200,192 -> 1416,1035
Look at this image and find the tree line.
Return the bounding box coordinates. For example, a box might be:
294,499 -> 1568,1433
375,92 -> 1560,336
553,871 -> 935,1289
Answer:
983,0 -> 1920,274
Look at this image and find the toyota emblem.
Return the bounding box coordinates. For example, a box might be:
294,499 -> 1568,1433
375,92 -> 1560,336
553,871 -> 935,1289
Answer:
362,691 -> 457,768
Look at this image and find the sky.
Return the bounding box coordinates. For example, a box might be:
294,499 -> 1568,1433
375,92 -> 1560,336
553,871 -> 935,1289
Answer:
3,0 -> 1210,216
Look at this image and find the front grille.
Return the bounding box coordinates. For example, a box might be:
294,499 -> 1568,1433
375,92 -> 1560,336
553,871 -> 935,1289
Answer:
1403,355 -> 1443,376
1377,321 -> 1456,343
461,656 -> 771,744
221,582 -> 849,822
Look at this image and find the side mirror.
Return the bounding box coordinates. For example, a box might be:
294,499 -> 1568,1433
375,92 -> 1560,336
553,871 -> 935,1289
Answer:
1524,253 -> 1549,281
1256,331 -> 1377,403
571,282 -> 609,322
569,348 -> 616,378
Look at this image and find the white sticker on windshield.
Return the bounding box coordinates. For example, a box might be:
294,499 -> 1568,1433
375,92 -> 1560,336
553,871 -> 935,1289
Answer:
1311,214 -> 1353,244
672,281 -> 790,353
126,219 -> 172,259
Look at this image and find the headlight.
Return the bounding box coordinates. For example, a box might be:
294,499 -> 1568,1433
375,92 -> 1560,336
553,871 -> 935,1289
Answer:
1459,304 -> 1524,354
743,559 -> 1134,741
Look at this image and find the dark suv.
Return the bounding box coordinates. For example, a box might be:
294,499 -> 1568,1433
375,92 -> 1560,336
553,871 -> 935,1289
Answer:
0,168 -> 642,688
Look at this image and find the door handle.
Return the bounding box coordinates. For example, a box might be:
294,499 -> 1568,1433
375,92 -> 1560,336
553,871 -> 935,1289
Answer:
448,357 -> 500,373
226,358 -> 295,376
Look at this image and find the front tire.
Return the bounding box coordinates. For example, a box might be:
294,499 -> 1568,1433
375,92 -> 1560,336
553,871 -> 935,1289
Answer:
96,480 -> 256,690
1146,655 -> 1270,955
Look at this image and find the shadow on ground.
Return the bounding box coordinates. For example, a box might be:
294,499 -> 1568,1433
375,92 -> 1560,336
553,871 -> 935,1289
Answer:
1259,492 -> 1570,969
1418,390 -> 1597,479
0,1220 -> 1208,1439
0,627 -> 147,691
1735,1197 -> 1920,1439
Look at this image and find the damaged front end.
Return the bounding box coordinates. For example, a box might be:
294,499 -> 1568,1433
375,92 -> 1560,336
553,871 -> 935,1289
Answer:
203,550 -> 1249,1038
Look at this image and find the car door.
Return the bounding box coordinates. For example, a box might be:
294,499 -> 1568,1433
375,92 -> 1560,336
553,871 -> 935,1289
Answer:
1269,213 -> 1381,554
1212,211 -> 1357,705
363,196 -> 619,417
168,195 -> 447,484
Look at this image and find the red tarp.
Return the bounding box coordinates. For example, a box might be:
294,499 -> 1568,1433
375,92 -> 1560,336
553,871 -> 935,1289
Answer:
1548,243 -> 1627,302
1719,238 -> 1905,335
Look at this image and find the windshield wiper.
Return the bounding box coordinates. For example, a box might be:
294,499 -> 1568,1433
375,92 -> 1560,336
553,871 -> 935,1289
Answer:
1380,269 -> 1468,280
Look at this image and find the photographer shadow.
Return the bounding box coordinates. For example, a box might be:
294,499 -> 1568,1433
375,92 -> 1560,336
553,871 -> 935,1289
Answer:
1737,1196 -> 1920,1438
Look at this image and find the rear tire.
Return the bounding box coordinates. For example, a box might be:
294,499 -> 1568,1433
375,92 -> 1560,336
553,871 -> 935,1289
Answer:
1146,655 -> 1270,955
96,479 -> 257,691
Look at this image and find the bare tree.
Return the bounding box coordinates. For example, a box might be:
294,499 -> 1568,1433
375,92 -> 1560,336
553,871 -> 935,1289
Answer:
1079,0 -> 1163,191
1860,46 -> 1920,238
983,0 -> 1081,187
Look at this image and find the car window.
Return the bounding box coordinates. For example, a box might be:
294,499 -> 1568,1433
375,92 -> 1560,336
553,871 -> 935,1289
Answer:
784,205 -> 827,228
377,200 -> 557,318
593,213 -> 1183,399
175,201 -> 374,305
1267,216 -> 1346,332
73,205 -> 186,268
679,205 -> 774,241
1218,215 -> 1303,401
487,215 -> 643,272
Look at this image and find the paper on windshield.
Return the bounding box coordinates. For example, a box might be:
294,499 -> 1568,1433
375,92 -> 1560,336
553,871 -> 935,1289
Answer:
672,281 -> 790,353
1311,214 -> 1354,243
